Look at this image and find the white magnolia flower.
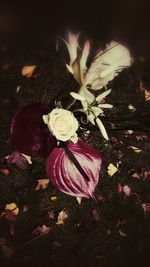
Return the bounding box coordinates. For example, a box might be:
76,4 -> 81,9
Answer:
85,41 -> 132,90
63,32 -> 132,91
70,89 -> 113,140
43,108 -> 78,143
62,31 -> 90,85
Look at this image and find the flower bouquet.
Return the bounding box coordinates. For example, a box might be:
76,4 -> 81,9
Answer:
10,32 -> 132,199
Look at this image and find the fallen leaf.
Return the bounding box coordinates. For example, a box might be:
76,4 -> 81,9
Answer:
0,168 -> 9,176
136,134 -> 147,141
142,170 -> 150,180
21,154 -> 32,164
125,130 -> 133,135
6,151 -> 29,169
144,89 -> 150,101
5,203 -> 19,216
0,203 -> 19,236
141,203 -> 150,213
35,179 -> 49,191
128,146 -> 142,153
16,85 -> 22,93
92,209 -> 100,221
0,238 -> 14,258
50,196 -> 57,202
48,211 -> 55,220
118,183 -> 123,193
76,197 -> 82,205
21,65 -> 37,78
22,205 -> 29,213
122,185 -> 131,197
128,104 -> 136,111
118,229 -> 127,237
132,172 -> 140,179
107,163 -> 118,177
56,210 -> 68,225
32,225 -> 50,236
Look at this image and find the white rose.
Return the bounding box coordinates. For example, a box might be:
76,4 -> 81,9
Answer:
43,108 -> 78,143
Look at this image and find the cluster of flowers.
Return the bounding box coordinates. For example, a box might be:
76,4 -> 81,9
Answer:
11,32 -> 132,199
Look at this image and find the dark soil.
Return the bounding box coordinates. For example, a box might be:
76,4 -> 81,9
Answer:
0,2 -> 150,267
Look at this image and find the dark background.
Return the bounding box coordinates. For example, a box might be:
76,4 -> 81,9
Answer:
0,0 -> 150,57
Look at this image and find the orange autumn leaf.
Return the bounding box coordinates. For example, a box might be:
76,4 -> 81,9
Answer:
5,203 -> 19,217
35,179 -> 49,191
21,65 -> 37,78
144,89 -> 150,101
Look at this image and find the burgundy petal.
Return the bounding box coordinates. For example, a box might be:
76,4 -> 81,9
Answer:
11,103 -> 57,157
7,151 -> 28,169
46,140 -> 102,198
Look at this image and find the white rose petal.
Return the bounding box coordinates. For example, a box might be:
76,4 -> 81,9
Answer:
42,114 -> 49,124
45,108 -> 78,142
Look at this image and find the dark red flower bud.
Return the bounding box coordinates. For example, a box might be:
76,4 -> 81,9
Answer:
11,103 -> 57,157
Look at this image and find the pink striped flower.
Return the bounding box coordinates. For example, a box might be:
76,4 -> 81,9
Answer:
46,140 -> 102,198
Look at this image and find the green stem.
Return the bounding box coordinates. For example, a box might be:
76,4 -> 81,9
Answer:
66,99 -> 77,110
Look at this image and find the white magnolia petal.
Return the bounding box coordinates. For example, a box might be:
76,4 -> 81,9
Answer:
89,72 -> 115,90
96,118 -> 108,140
80,40 -> 90,70
72,57 -> 83,85
84,71 -> 97,86
66,64 -> 73,74
79,86 -> 95,104
90,81 -> 105,90
94,41 -> 131,67
67,32 -> 79,64
100,63 -> 118,78
87,114 -> 95,125
70,92 -> 86,102
85,41 -> 132,89
82,101 -> 88,111
91,106 -> 102,117
96,89 -> 112,102
98,103 -> 113,108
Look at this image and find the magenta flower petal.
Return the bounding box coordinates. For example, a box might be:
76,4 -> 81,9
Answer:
11,103 -> 57,157
46,140 -> 102,198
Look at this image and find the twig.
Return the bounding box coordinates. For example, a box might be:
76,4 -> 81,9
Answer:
14,228 -> 53,253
